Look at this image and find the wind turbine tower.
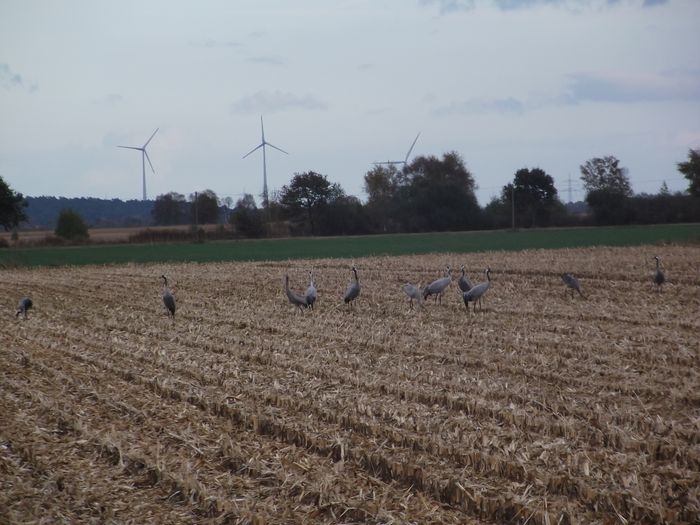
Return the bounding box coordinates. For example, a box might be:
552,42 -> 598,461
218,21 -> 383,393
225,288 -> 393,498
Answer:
117,128 -> 159,201
243,116 -> 288,207
374,132 -> 421,167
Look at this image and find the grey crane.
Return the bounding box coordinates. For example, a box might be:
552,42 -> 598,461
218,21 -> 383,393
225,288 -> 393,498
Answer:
561,272 -> 584,299
423,266 -> 452,304
161,275 -> 176,318
305,270 -> 317,309
401,283 -> 424,310
653,256 -> 665,292
457,265 -> 473,293
285,274 -> 308,312
343,266 -> 361,307
15,297 -> 33,318
462,268 -> 491,312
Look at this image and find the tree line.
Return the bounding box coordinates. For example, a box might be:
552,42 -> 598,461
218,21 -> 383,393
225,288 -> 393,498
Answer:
1,148 -> 699,238
223,148 -> 700,237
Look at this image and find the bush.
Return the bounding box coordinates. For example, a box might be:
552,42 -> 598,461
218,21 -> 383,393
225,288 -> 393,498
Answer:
55,209 -> 89,240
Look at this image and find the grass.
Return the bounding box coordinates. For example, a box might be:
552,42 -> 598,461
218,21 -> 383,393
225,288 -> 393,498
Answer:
1,223 -> 698,268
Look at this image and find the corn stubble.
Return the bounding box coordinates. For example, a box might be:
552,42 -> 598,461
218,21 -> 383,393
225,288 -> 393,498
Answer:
1,245 -> 699,524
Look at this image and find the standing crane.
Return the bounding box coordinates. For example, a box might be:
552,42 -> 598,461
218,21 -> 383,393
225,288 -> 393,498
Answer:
401,283 -> 424,310
423,266 -> 452,304
561,273 -> 584,299
161,275 -> 176,318
462,268 -> 491,312
15,297 -> 33,319
343,266 -> 361,307
653,256 -> 665,292
457,265 -> 473,293
285,274 -> 308,312
305,270 -> 317,309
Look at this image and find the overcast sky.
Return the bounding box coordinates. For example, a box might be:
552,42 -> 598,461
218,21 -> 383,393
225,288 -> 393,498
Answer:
1,0 -> 699,206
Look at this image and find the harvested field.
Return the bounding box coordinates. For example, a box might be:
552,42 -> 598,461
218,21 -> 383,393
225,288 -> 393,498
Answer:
1,245 -> 699,524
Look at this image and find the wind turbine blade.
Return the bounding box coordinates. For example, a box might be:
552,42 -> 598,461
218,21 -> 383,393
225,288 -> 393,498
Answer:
117,146 -> 143,151
260,115 -> 265,142
266,141 -> 288,155
143,127 -> 159,147
242,143 -> 264,159
404,132 -> 421,164
144,150 -> 155,173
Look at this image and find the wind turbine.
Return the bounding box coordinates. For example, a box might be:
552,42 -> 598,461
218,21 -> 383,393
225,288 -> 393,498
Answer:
242,116 -> 288,208
374,132 -> 421,167
117,128 -> 159,201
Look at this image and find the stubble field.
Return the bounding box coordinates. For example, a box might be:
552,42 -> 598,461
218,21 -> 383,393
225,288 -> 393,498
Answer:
1,245 -> 699,524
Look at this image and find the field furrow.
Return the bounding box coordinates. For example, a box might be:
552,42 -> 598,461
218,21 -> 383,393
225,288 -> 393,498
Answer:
1,245 -> 698,524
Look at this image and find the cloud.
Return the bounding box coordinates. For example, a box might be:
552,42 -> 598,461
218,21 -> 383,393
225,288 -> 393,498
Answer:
190,39 -> 241,48
434,96 -> 524,115
246,55 -> 286,66
419,0 -> 669,12
0,63 -> 37,92
94,94 -> 124,107
566,70 -> 700,103
419,0 -> 475,13
231,91 -> 328,114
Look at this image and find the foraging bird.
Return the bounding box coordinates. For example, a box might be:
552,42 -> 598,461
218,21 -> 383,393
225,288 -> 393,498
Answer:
561,272 -> 584,299
304,270 -> 317,309
423,266 -> 452,304
462,268 -> 491,312
343,266 -> 361,307
285,275 -> 308,312
653,256 -> 665,292
15,297 -> 32,318
457,265 -> 473,293
161,275 -> 176,318
401,283 -> 424,310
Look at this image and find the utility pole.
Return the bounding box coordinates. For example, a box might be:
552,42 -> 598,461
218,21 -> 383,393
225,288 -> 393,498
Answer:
567,174 -> 573,204
511,185 -> 516,231
194,191 -> 199,228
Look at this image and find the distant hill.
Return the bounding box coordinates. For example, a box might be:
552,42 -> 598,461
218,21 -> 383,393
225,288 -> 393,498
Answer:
24,196 -> 155,229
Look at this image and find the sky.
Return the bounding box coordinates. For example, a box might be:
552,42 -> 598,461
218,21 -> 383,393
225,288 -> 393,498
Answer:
1,0 -> 699,206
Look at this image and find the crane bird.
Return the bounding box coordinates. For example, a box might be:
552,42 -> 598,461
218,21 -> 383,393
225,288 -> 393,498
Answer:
462,268 -> 491,312
401,283 -> 424,310
653,256 -> 665,292
161,275 -> 176,318
457,265 -> 473,293
285,275 -> 308,312
343,266 -> 361,307
15,297 -> 33,318
561,272 -> 584,299
305,270 -> 317,309
423,266 -> 452,304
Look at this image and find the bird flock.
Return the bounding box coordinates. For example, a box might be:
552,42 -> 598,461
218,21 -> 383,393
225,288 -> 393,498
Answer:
12,256 -> 668,320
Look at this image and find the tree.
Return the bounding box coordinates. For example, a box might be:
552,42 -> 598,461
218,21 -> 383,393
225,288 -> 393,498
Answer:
152,192 -> 187,225
279,171 -> 336,235
580,156 -> 632,196
363,165 -> 399,232
501,167 -> 560,228
189,190 -> 219,224
580,156 -> 633,225
55,209 -> 89,240
677,148 -> 700,197
399,151 -> 480,232
0,176 -> 28,231
230,193 -> 265,238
